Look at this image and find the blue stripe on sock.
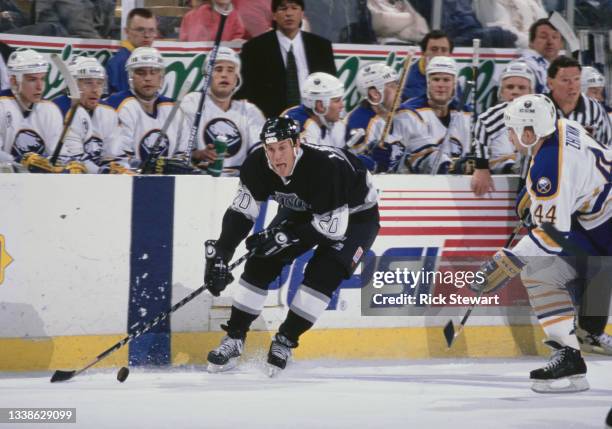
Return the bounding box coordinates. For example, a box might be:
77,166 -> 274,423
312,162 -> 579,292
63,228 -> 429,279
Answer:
128,176 -> 174,366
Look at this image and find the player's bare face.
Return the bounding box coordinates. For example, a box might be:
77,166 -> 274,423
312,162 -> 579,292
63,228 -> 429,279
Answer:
382,81 -> 399,110
78,78 -> 104,110
126,16 -> 157,48
530,25 -> 562,62
265,138 -> 296,177
424,38 -> 451,61
428,74 -> 454,105
323,97 -> 344,123
210,61 -> 238,100
273,2 -> 304,38
508,127 -> 537,153
548,67 -> 581,106
132,67 -> 162,101
18,73 -> 45,105
586,87 -> 604,102
500,76 -> 532,102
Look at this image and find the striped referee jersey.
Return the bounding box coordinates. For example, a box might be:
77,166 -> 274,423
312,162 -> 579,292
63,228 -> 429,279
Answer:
552,93 -> 612,148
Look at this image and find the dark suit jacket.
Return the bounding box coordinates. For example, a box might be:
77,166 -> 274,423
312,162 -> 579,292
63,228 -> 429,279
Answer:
237,30 -> 337,118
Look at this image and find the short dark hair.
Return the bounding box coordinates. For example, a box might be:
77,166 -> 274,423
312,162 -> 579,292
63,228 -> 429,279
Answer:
548,55 -> 581,79
127,8 -> 154,25
272,0 -> 304,12
420,30 -> 454,54
529,18 -> 558,44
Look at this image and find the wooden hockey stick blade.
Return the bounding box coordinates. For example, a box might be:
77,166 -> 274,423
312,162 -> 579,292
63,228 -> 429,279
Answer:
443,320 -> 456,348
549,12 -> 580,55
50,54 -> 80,101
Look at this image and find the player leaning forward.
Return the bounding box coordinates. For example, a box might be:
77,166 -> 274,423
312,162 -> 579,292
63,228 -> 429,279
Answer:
204,116 -> 379,376
475,94 -> 611,392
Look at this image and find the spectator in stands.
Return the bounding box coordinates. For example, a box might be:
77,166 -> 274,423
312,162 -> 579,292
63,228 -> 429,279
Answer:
179,0 -> 246,42
233,0 -> 272,38
105,8 -> 157,94
236,0 -> 337,118
473,0 -> 547,48
367,0 -> 429,45
303,0 -> 376,44
401,29 -> 453,101
36,0 -> 101,38
517,18 -> 562,93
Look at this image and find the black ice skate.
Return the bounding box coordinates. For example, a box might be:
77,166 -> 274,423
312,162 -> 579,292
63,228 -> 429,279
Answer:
266,333 -> 297,377
530,340 -> 589,393
207,334 -> 244,373
576,327 -> 612,356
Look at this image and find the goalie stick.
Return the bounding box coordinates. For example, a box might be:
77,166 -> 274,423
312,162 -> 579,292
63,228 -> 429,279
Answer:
49,249 -> 254,383
49,54 -> 81,166
139,78 -> 194,173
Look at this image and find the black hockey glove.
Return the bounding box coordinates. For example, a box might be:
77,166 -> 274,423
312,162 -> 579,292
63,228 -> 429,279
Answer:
204,240 -> 234,297
245,224 -> 300,258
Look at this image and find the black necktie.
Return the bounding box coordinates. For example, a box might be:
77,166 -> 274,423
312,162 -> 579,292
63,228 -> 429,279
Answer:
286,45 -> 300,107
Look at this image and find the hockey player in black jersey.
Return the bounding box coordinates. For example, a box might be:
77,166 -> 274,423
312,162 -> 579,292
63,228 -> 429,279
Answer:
204,116 -> 380,376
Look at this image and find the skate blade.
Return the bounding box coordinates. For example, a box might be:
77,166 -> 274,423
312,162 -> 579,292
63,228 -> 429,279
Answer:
206,357 -> 239,373
531,375 -> 590,393
265,363 -> 283,378
580,344 -> 612,356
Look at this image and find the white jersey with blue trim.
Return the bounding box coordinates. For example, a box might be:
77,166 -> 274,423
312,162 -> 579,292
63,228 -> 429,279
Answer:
381,95 -> 471,173
181,93 -> 265,174
103,90 -> 186,162
0,89 -> 72,163
283,105 -> 346,149
517,49 -> 549,94
513,119 -> 612,256
53,94 -> 98,167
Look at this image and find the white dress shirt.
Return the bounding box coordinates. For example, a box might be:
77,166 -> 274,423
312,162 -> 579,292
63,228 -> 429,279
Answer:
276,30 -> 310,88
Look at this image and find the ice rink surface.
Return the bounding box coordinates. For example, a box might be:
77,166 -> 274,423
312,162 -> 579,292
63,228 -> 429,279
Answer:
2,357 -> 611,429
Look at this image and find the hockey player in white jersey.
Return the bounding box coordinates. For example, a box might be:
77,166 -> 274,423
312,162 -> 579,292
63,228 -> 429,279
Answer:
344,62 -> 399,170
283,72 -> 346,149
0,49 -> 88,173
104,47 -> 190,174
470,94 -> 611,392
471,61 -> 536,195
182,47 -> 265,176
373,56 -> 470,174
581,66 -> 611,122
53,56 -> 119,173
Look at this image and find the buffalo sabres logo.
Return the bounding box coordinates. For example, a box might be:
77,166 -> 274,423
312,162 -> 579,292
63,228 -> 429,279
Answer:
536,176 -> 552,194
139,129 -> 169,160
204,118 -> 242,157
84,136 -> 103,164
11,129 -> 45,159
524,101 -> 532,108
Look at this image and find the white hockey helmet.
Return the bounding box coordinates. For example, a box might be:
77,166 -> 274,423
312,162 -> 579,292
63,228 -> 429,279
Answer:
126,47 -> 165,73
355,63 -> 398,105
426,56 -> 458,78
301,72 -> 344,112
581,66 -> 605,91
203,46 -> 242,94
7,49 -> 48,80
504,94 -> 557,147
499,61 -> 536,91
69,56 -> 106,80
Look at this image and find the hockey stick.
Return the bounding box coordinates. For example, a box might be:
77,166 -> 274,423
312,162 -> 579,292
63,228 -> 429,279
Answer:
139,78 -> 194,173
377,49 -> 413,148
50,248 -> 254,383
183,2 -> 233,160
443,219 -> 525,348
49,54 -> 81,166
549,12 -> 580,59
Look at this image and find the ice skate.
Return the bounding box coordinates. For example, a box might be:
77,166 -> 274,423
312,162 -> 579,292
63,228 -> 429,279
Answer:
266,333 -> 297,377
576,327 -> 612,356
207,335 -> 244,373
530,340 -> 589,393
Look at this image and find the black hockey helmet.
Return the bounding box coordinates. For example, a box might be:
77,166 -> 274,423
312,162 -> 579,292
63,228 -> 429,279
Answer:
260,116 -> 301,146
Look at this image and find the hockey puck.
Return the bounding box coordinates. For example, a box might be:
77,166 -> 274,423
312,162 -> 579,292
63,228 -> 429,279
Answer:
116,366 -> 129,383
